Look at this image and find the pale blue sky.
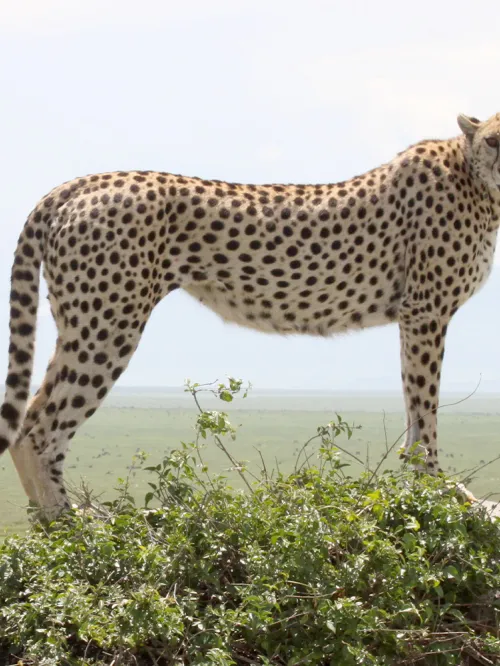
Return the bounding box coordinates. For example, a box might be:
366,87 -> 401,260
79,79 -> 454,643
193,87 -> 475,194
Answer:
1,0 -> 500,391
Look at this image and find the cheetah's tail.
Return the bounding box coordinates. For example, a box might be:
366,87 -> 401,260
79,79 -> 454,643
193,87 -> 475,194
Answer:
0,210 -> 45,454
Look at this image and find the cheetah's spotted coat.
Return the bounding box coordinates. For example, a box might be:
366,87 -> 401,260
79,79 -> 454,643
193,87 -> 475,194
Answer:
0,113 -> 499,518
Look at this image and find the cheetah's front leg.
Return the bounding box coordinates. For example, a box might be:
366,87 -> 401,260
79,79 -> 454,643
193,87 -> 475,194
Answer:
398,306 -> 449,474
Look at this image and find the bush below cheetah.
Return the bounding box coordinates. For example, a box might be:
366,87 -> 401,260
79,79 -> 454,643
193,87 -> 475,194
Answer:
0,112 -> 498,519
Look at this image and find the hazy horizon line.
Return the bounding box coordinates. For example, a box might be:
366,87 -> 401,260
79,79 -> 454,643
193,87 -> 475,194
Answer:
13,384 -> 499,397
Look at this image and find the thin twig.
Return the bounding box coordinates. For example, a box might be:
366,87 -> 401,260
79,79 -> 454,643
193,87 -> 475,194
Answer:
294,434 -> 321,474
190,385 -> 256,494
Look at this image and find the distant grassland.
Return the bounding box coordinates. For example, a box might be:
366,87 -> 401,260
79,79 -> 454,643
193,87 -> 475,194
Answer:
1,389 -> 500,535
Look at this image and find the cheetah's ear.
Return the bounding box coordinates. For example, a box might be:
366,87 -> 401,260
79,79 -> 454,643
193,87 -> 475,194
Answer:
457,114 -> 481,138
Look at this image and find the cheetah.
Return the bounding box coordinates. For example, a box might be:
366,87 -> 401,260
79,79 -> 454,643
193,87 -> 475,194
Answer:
0,112 -> 498,519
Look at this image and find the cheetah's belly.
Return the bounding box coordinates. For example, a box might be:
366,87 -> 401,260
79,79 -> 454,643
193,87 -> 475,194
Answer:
183,281 -> 399,336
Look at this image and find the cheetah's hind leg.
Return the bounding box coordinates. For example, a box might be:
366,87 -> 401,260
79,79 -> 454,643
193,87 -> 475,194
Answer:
13,325 -> 146,522
9,340 -> 62,510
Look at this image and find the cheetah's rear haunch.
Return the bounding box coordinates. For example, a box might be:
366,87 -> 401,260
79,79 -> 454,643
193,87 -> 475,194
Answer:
1,112 -> 499,519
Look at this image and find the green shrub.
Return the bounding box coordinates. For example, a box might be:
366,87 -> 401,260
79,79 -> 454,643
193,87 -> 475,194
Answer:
0,380 -> 498,665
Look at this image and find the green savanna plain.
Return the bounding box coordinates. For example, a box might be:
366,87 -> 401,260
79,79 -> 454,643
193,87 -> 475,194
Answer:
1,388 -> 500,535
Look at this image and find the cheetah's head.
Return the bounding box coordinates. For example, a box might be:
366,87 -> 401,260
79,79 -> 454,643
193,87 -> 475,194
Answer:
458,112 -> 500,190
